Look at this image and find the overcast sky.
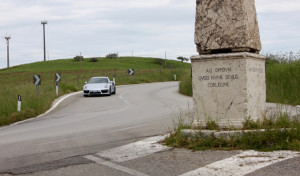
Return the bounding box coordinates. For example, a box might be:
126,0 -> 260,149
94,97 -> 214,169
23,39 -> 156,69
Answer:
0,0 -> 300,69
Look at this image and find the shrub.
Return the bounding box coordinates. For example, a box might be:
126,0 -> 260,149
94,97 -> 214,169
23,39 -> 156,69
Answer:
179,75 -> 192,96
74,56 -> 84,62
106,53 -> 118,59
89,58 -> 98,62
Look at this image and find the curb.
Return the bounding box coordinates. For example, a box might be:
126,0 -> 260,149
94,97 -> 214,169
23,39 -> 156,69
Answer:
182,128 -> 294,140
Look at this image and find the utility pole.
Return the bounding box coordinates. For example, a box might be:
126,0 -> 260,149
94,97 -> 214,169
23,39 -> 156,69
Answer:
41,20 -> 47,62
4,35 -> 11,68
164,51 -> 167,69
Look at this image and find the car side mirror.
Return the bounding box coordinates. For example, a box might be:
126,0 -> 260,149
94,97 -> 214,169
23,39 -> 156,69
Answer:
85,82 -> 87,84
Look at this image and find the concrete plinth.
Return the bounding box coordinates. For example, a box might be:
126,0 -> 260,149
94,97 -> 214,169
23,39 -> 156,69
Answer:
191,52 -> 266,128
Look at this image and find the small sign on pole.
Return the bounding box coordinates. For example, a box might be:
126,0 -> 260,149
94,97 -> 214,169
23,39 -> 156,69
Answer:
33,75 -> 41,85
17,95 -> 21,112
33,75 -> 41,94
128,69 -> 134,76
55,73 -> 61,96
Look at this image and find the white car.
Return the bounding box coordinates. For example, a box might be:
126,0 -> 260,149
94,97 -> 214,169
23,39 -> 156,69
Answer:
83,77 -> 116,97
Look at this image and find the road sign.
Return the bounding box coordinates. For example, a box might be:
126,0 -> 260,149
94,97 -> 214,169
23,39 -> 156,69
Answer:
33,75 -> 41,85
55,73 -> 61,83
55,73 -> 61,96
128,69 -> 134,76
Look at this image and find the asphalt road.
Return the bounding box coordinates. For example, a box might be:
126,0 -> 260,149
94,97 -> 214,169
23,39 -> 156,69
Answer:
0,82 -> 193,173
0,82 -> 299,176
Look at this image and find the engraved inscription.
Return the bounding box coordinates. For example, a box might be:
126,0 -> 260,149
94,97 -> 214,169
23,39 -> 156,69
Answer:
198,67 -> 238,88
249,67 -> 263,73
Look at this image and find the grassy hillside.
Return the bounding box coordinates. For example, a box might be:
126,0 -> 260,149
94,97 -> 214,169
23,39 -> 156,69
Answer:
0,57 -> 190,126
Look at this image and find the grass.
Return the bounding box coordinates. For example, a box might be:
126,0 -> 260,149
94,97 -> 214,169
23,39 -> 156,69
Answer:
0,57 -> 190,126
179,74 -> 192,97
164,115 -> 300,151
266,60 -> 300,105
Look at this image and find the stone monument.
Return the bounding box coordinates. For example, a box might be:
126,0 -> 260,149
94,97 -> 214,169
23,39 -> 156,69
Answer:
191,0 -> 266,128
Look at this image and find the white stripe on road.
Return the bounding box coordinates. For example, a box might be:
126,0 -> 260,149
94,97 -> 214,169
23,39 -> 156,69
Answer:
97,135 -> 170,162
180,150 -> 299,176
84,155 -> 149,176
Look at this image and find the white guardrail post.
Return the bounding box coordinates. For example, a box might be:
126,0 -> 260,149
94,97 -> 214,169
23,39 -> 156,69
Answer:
17,95 -> 21,112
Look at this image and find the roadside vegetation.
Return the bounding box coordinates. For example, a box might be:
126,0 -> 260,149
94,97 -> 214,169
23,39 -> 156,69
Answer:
164,115 -> 300,151
0,57 -> 190,126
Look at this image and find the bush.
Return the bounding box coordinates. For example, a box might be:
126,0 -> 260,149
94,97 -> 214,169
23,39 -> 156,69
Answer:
74,56 -> 84,62
89,58 -> 98,62
179,75 -> 192,96
106,53 -> 118,59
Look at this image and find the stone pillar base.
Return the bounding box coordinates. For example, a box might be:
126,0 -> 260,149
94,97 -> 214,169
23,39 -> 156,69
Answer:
191,52 -> 266,128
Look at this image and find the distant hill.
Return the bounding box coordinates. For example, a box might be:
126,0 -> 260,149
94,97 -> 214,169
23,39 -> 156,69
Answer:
0,57 -> 190,126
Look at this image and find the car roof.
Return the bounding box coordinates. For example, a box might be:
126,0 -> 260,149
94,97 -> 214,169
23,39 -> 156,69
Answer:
90,77 -> 109,79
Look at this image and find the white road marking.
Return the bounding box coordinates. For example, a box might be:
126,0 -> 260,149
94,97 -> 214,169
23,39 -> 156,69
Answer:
84,155 -> 149,176
180,150 -> 299,176
119,91 -> 131,107
97,135 -> 170,162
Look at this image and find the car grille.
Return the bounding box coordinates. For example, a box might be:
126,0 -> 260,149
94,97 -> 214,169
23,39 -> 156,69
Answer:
84,90 -> 90,93
101,90 -> 108,93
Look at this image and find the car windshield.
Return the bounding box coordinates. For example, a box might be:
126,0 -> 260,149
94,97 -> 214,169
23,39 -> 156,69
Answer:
88,78 -> 109,84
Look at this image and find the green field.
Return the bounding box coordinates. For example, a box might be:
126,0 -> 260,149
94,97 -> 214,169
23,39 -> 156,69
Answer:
0,57 -> 190,126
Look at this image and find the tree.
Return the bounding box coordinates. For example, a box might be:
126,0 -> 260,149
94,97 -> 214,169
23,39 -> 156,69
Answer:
74,55 -> 84,62
106,53 -> 118,59
177,56 -> 189,62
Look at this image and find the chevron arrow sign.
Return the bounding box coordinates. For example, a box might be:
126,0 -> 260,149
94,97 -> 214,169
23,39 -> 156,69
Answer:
128,69 -> 134,76
33,75 -> 41,85
55,73 -> 61,83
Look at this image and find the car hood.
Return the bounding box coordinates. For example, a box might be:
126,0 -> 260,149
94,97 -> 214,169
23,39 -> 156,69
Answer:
84,83 -> 109,90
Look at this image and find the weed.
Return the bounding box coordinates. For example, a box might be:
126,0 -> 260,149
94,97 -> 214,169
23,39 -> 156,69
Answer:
243,117 -> 260,130
205,120 -> 219,130
165,114 -> 300,151
179,74 -> 192,97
